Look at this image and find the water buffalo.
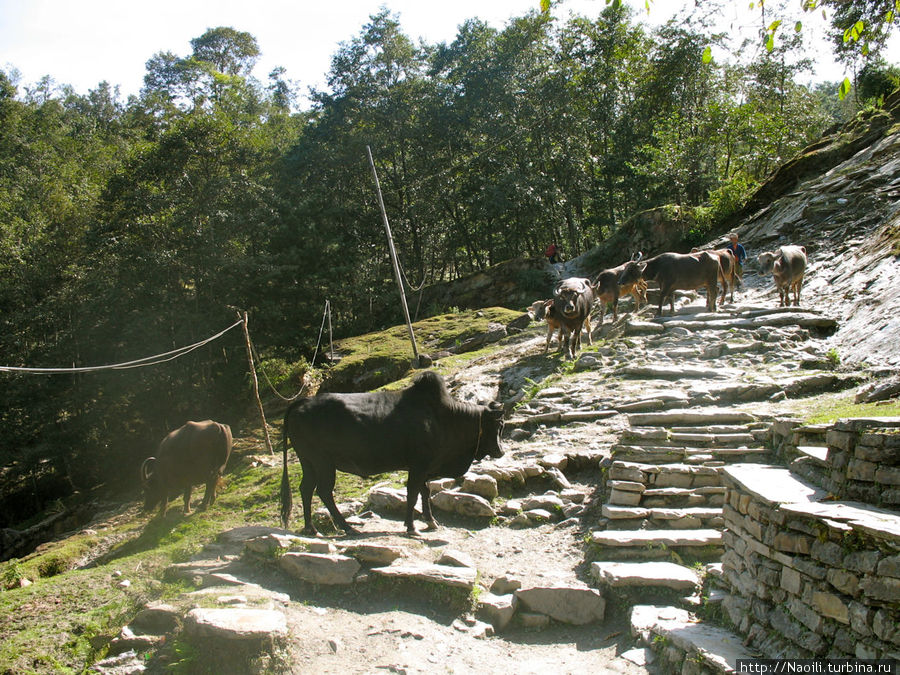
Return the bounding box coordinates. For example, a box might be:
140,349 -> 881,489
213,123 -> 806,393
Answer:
280,371 -> 505,536
618,251 -> 719,316
759,245 -> 807,306
532,298 -> 591,354
141,420 -> 232,517
593,252 -> 647,324
550,277 -> 596,359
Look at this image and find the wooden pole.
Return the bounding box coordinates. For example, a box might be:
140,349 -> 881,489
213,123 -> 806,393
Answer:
238,311 -> 274,455
366,145 -> 420,364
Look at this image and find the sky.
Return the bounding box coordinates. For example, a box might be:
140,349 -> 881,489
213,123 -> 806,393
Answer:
1,0 -> 895,106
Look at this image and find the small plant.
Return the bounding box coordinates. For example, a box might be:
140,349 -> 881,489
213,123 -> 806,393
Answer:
826,348 -> 841,368
1,559 -> 25,589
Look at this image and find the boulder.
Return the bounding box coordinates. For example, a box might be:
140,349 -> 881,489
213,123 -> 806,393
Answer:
515,583 -> 606,624
184,608 -> 288,641
431,490 -> 495,518
278,552 -> 361,585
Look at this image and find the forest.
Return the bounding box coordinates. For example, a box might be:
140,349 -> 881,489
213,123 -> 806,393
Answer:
1,1 -> 897,527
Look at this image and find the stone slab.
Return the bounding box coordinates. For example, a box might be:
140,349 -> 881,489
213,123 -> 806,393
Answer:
631,604 -> 756,672
371,561 -> 478,590
591,561 -> 701,591
780,500 -> 900,543
590,529 -> 722,548
721,464 -> 827,507
515,584 -> 606,624
184,608 -> 287,641
628,409 -> 757,427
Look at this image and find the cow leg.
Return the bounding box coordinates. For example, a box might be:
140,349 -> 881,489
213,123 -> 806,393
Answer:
583,316 -> 592,346
708,282 -> 717,312
299,459 -> 319,535
404,473 -> 425,535
544,324 -> 552,352
316,467 -> 359,536
419,482 -> 438,531
182,486 -> 193,516
200,473 -> 217,510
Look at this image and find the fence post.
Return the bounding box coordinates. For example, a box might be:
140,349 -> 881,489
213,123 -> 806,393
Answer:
238,311 -> 274,455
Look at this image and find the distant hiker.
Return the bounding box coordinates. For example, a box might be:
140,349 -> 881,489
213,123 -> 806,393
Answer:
725,232 -> 747,287
545,242 -> 562,264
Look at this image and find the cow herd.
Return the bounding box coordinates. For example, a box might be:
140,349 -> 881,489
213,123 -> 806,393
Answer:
139,241 -> 807,536
532,242 -> 808,361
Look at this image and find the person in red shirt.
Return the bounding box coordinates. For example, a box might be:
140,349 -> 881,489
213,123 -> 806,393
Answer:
545,242 -> 561,264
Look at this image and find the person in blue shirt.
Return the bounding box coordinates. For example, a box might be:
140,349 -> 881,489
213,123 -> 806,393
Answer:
725,232 -> 747,287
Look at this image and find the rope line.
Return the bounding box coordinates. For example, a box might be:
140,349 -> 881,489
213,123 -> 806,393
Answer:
0,319 -> 245,375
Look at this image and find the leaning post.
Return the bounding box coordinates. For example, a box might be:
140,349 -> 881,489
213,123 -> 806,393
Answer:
366,145 -> 420,366
238,311 -> 275,455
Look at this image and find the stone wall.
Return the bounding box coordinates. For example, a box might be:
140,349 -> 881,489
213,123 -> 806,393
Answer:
825,418 -> 900,506
717,419 -> 900,660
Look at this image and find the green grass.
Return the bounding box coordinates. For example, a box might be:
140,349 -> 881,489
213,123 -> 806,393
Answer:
801,395 -> 900,424
323,306 -> 524,391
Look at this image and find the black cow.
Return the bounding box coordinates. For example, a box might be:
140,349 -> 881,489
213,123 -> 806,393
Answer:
618,251 -> 720,316
280,371 -> 505,536
141,420 -> 232,517
551,277 -> 596,359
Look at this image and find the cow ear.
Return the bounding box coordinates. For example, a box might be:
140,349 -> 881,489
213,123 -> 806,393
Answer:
632,251 -> 643,262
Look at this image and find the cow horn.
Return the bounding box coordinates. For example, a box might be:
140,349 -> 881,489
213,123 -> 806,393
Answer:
140,457 -> 156,484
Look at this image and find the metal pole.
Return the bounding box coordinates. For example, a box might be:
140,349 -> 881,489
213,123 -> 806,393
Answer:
366,145 -> 420,363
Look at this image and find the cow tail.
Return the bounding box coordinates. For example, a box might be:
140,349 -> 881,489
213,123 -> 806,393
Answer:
279,410 -> 293,529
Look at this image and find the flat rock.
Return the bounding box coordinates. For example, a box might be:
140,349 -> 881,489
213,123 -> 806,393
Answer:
366,486 -> 407,512
720,464 -> 827,507
184,608 -> 288,641
371,561 -> 478,590
628,409 -> 757,426
431,490 -> 496,518
342,543 -> 407,566
591,561 -> 702,592
278,551 -> 361,585
515,584 -> 606,624
476,592 -> 518,631
590,529 -> 722,548
631,604 -> 755,671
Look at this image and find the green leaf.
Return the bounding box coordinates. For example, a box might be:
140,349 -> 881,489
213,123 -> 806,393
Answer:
795,21 -> 803,32
540,0 -> 551,13
767,19 -> 782,32
838,77 -> 852,100
702,46 -> 712,63
765,33 -> 775,52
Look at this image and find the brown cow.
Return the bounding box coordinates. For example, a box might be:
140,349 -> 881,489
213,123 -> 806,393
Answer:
618,251 -> 719,316
692,247 -> 736,305
758,245 -> 807,306
532,299 -> 591,353
592,253 -> 647,324
141,420 -> 232,517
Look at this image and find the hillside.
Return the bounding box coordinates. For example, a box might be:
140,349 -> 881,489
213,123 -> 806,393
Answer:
3,95 -> 900,674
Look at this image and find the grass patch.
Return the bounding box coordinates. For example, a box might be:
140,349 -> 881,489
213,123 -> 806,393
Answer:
801,395 -> 900,424
322,307 -> 523,392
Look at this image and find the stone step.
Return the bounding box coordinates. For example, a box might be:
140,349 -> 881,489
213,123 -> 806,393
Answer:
612,445 -> 770,464
588,529 -> 723,561
628,409 -> 758,427
601,505 -> 724,530
592,561 -> 702,594
621,429 -> 759,447
654,313 -> 837,332
631,605 -> 757,672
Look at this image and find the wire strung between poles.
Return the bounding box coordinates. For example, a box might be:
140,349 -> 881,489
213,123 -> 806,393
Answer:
0,319 -> 245,375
